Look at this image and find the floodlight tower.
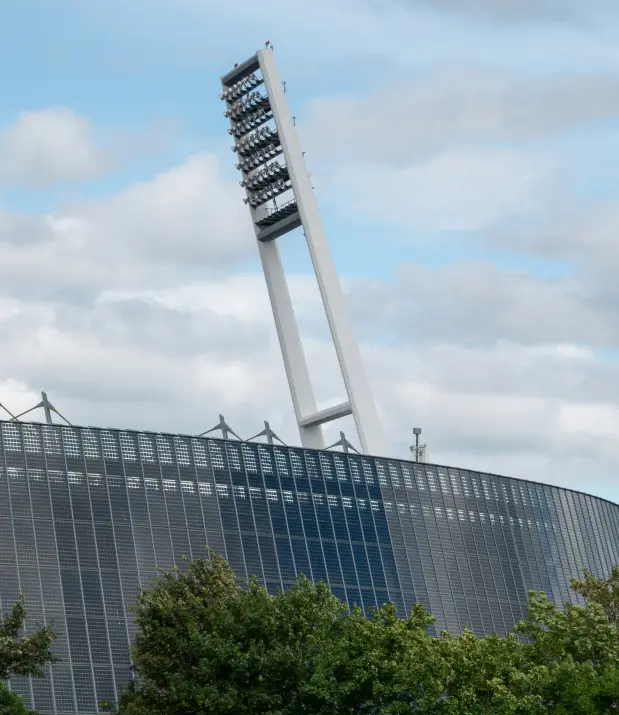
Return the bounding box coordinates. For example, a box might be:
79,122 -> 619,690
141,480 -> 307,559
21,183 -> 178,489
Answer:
220,46 -> 386,456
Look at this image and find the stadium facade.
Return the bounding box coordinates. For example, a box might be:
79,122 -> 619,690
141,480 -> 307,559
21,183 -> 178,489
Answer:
2,420 -> 619,715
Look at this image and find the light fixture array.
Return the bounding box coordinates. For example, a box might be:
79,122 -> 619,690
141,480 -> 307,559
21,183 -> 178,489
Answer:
233,126 -> 280,156
219,72 -> 263,102
221,69 -> 293,213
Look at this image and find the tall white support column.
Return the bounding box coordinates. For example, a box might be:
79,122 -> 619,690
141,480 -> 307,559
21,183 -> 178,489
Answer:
258,49 -> 386,457
221,48 -> 387,456
257,239 -> 324,449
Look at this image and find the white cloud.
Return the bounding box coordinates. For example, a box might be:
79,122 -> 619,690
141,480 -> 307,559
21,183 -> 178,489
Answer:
558,401 -> 619,439
303,72 -> 619,166
0,152 -> 253,302
346,262 -> 615,347
0,108 -> 109,186
328,149 -> 552,232
0,380 -> 42,420
0,107 -> 173,187
75,153 -> 250,265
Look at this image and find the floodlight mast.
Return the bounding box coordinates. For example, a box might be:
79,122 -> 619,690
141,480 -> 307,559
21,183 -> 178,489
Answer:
220,47 -> 386,457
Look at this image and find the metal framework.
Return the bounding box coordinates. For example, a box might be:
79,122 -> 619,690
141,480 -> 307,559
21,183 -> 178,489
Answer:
220,46 -> 386,456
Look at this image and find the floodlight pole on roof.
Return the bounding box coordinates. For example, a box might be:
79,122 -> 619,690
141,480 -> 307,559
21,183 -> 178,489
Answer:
221,49 -> 386,457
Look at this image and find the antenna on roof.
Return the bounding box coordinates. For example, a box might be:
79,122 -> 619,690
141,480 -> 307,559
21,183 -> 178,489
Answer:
197,414 -> 243,441
410,427 -> 428,463
6,391 -> 72,426
326,431 -> 360,455
247,420 -> 286,446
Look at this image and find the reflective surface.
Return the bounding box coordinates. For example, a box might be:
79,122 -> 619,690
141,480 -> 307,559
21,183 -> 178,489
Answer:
1,420 -> 618,714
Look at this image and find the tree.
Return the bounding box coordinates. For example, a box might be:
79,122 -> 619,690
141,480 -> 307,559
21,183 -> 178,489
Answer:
571,565 -> 619,625
302,601 -> 445,714
111,551 -> 353,715
514,591 -> 619,713
112,555 -> 619,715
430,628 -> 542,714
112,552 -> 451,715
0,596 -> 57,715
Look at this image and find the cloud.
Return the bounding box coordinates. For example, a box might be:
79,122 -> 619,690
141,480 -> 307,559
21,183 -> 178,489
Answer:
347,262 -> 615,348
483,194 -> 619,296
326,148 -> 553,232
303,72 -> 619,166
0,153 -> 253,303
0,380 -> 43,421
75,153 -> 249,265
0,107 -> 173,187
0,108 -> 109,186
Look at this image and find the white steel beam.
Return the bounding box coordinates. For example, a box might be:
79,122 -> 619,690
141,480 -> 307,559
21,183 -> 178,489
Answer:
257,239 -> 325,449
257,48 -> 386,456
298,402 -> 352,429
221,48 -> 388,456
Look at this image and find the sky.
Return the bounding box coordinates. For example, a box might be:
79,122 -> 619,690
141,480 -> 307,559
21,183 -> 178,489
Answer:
1,0 -> 619,502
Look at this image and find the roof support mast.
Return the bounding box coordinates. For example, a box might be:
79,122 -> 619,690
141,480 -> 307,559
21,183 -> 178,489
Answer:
220,45 -> 386,456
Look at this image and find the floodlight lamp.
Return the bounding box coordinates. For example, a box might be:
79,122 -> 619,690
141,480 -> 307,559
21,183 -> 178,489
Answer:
229,95 -> 268,123
222,74 -> 260,103
247,177 -> 289,208
236,73 -> 260,93
237,139 -> 282,170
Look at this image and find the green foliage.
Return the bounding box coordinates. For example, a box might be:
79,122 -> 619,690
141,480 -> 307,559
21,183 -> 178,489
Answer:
571,565 -> 619,625
0,596 -> 57,715
112,551 -> 351,715
0,682 -> 34,715
111,557 -> 619,715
